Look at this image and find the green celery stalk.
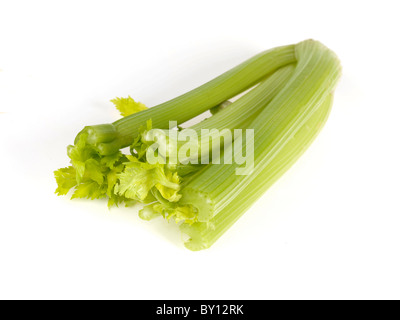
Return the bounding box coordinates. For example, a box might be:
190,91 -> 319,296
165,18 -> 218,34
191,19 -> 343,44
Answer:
76,45 -> 296,155
139,64 -> 295,162
181,93 -> 334,250
178,40 -> 341,223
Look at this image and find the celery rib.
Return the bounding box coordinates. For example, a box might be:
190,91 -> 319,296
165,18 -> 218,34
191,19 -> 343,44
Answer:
79,45 -> 296,155
181,93 -> 334,251
139,64 -> 296,164
179,40 -> 341,223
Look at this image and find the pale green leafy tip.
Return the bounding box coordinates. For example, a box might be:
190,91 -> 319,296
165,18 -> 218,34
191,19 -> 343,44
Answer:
56,137 -> 128,206
138,202 -> 198,225
114,155 -> 181,203
54,166 -> 77,196
111,96 -> 147,117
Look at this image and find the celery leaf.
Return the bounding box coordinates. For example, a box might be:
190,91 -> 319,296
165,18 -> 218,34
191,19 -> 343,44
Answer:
111,96 -> 147,117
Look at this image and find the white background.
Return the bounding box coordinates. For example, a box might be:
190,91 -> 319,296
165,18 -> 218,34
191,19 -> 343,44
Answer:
0,0 -> 399,300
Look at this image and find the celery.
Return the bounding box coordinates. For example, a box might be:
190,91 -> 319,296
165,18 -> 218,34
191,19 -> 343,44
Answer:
76,45 -> 296,155
55,39 -> 341,250
138,64 -> 295,163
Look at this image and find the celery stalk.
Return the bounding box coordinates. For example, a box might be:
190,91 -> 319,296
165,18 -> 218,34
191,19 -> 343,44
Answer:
139,64 -> 295,162
179,40 -> 341,223
181,93 -> 334,250
77,45 -> 296,155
